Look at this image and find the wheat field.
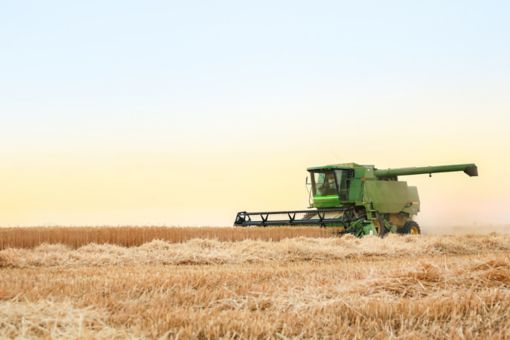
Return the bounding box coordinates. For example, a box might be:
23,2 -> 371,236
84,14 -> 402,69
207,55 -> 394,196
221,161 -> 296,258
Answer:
0,226 -> 339,249
1,228 -> 509,339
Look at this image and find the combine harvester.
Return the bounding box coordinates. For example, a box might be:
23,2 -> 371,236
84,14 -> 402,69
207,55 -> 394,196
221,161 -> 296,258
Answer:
234,163 -> 478,237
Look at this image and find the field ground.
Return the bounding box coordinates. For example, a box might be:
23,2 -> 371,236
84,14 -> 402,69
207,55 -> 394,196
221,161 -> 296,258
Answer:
1,229 -> 509,339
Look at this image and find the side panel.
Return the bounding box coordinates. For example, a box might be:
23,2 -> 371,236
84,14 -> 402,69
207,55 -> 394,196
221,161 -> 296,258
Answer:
348,178 -> 363,202
404,186 -> 420,216
364,180 -> 415,213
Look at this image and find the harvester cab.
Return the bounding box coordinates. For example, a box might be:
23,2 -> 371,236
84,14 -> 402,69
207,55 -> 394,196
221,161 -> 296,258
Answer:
308,165 -> 356,207
234,162 -> 478,237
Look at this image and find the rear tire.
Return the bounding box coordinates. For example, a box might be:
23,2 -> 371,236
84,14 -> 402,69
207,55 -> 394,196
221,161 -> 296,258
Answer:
399,221 -> 421,235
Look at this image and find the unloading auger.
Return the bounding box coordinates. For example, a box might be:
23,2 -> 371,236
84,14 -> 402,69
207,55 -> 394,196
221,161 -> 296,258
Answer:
234,163 -> 478,237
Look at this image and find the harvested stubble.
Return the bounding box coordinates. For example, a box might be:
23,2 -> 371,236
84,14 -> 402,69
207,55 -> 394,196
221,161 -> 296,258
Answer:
1,233 -> 510,268
0,226 -> 338,249
1,233 -> 509,339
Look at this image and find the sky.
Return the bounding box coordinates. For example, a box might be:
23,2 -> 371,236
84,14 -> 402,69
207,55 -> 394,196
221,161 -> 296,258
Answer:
0,1 -> 509,227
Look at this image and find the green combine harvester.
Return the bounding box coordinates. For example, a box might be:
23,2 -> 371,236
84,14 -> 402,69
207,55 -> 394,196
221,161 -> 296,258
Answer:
234,163 -> 478,237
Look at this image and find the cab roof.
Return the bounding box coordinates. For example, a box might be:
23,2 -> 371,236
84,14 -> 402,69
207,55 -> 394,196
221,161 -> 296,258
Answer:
307,162 -> 362,171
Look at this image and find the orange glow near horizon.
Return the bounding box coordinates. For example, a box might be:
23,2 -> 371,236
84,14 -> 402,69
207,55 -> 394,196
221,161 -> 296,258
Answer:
1,120 -> 508,228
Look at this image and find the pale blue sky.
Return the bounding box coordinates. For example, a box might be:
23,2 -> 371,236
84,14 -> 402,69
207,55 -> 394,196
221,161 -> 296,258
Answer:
2,1 -> 509,124
0,1 -> 509,226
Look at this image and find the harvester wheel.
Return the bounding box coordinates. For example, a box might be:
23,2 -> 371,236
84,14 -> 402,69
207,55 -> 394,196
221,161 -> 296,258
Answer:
377,215 -> 387,238
400,221 -> 421,235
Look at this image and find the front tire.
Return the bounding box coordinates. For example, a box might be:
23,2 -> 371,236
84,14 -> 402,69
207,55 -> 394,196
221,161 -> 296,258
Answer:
399,221 -> 421,235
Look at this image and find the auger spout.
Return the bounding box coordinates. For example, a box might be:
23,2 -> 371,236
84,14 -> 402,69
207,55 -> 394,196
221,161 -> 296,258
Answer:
374,163 -> 478,179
